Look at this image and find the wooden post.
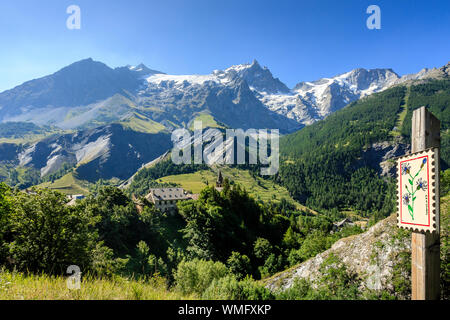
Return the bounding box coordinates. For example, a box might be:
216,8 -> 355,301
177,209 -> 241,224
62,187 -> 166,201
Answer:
411,106 -> 440,300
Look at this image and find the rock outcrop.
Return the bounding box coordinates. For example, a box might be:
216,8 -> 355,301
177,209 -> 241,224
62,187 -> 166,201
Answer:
264,214 -> 410,294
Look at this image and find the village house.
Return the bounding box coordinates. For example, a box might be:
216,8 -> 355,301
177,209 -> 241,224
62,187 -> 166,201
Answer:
332,217 -> 354,232
145,187 -> 192,213
67,194 -> 86,206
141,172 -> 224,214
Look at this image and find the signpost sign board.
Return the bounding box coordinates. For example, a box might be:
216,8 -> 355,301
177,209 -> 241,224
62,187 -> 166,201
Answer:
397,148 -> 439,233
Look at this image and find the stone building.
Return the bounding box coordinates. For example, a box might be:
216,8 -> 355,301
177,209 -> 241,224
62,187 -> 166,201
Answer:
145,187 -> 190,213
332,218 -> 354,232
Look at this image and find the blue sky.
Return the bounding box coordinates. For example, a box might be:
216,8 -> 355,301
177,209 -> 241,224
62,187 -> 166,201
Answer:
0,0 -> 449,92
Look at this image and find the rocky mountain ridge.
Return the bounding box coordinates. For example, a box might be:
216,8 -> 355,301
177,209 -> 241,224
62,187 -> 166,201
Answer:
5,123 -> 172,181
2,59 -> 446,131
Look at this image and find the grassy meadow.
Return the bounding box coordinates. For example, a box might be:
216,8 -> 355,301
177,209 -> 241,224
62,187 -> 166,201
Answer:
0,270 -> 195,300
38,172 -> 91,195
157,167 -> 315,213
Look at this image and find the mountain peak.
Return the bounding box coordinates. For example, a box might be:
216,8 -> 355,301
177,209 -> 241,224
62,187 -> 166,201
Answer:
59,58 -> 111,74
73,57 -> 94,63
0,58 -> 143,113
129,63 -> 148,72
68,58 -> 100,67
347,67 -> 398,76
219,60 -> 289,94
338,67 -> 400,88
251,59 -> 261,68
127,63 -> 164,76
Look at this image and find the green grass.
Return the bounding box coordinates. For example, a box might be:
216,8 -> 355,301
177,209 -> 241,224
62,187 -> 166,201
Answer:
0,130 -> 70,144
188,113 -> 224,130
119,112 -> 166,134
390,86 -> 410,137
158,167 -> 315,213
38,172 -> 90,195
0,270 -> 195,300
158,170 -> 216,194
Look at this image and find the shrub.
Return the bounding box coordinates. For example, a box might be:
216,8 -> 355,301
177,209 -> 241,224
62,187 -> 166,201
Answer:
258,253 -> 284,278
277,254 -> 362,300
202,275 -> 274,300
0,183 -> 12,265
314,254 -> 360,300
296,230 -> 329,261
287,248 -> 303,266
275,278 -> 315,300
174,258 -> 228,295
227,251 -> 251,280
127,241 -> 168,278
253,237 -> 272,260
91,242 -> 128,277
6,189 -> 98,274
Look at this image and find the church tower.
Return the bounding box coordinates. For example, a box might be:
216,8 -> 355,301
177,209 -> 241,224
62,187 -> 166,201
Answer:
216,171 -> 223,188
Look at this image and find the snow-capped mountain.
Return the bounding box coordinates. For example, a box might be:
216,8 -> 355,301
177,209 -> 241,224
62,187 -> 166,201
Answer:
0,58 -> 447,132
0,58 -> 301,133
127,63 -> 164,77
140,60 -> 401,126
135,60 -> 301,133
256,68 -> 400,125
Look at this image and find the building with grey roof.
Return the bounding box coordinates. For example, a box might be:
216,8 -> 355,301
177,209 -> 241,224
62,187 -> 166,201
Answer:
145,187 -> 190,213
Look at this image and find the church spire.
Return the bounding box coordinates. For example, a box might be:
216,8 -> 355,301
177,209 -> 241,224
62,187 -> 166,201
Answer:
216,170 -> 223,188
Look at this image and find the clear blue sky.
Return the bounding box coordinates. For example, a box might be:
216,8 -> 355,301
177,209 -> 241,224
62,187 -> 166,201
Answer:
0,0 -> 449,92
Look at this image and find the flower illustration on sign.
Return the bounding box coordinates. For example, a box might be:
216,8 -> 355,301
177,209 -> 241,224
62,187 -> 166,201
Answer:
401,163 -> 411,176
416,177 -> 427,191
402,193 -> 411,205
402,157 -> 427,220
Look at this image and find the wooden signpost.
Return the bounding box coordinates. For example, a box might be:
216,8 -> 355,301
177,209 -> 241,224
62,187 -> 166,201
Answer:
397,106 -> 440,300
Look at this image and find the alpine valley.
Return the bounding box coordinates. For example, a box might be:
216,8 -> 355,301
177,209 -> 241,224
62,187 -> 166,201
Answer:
1,58 -> 448,190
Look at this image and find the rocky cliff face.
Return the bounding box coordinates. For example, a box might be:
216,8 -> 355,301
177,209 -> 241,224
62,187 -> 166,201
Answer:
395,61 -> 450,84
291,68 -> 398,120
141,71 -> 301,133
15,124 -> 172,181
264,214 -> 411,296
358,140 -> 410,177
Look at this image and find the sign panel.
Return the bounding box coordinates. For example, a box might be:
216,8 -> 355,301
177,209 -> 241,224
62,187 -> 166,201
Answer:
397,148 -> 439,232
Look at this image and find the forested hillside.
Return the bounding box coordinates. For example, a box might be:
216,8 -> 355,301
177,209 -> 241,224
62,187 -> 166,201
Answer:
401,80 -> 450,166
277,80 -> 450,218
